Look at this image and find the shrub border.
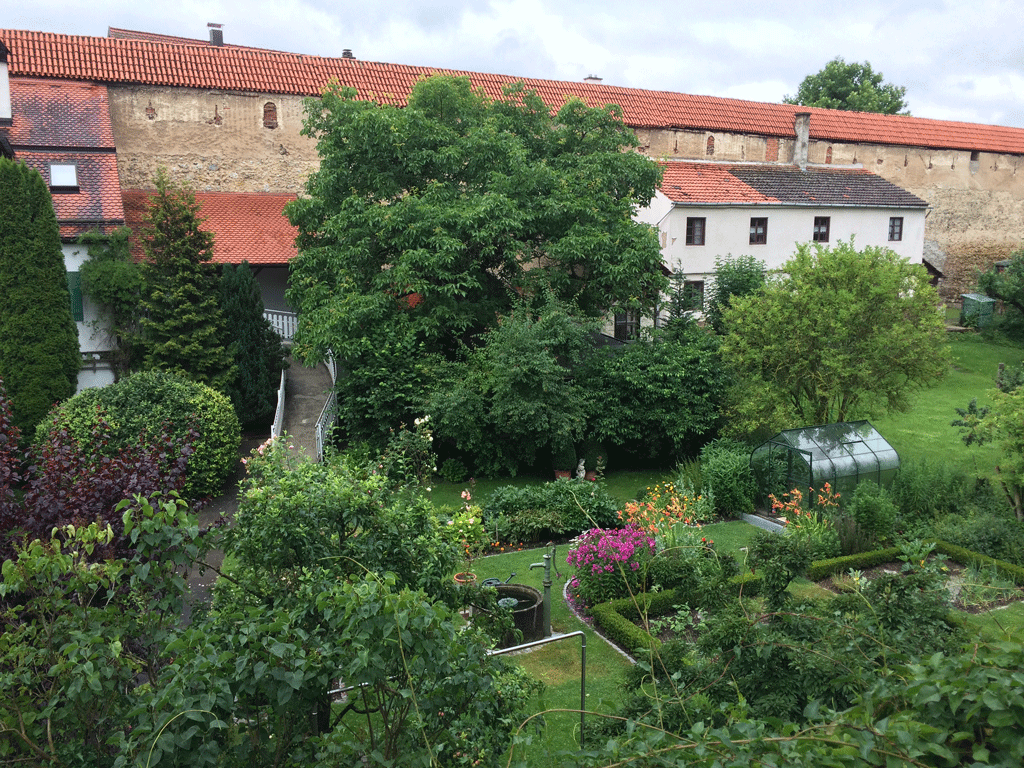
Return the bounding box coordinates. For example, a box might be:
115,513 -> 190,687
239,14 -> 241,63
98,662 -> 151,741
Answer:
589,539 -> 1022,653
588,572 -> 763,654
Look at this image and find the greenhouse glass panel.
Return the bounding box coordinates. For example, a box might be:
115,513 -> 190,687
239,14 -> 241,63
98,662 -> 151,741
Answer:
749,421 -> 899,507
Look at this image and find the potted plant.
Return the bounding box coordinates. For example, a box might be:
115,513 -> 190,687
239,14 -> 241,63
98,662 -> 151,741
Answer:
551,437 -> 576,480
450,487 -> 487,586
582,440 -> 606,481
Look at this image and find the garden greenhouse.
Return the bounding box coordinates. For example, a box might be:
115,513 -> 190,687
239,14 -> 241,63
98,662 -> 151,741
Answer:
750,421 -> 899,505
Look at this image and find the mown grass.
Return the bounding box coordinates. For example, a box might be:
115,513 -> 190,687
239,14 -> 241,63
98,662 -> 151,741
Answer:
471,520 -> 759,758
872,333 -> 1024,472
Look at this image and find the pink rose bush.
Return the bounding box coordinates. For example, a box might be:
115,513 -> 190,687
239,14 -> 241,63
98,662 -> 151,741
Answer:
566,525 -> 656,608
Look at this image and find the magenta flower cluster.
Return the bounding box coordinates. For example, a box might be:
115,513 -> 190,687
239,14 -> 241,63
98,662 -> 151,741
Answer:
566,525 -> 656,606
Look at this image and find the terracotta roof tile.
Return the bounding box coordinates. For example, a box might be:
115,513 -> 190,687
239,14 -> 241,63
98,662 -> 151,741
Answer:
6,77 -> 115,148
2,28 -> 1023,155
658,161 -> 928,208
122,189 -> 298,265
19,151 -> 124,238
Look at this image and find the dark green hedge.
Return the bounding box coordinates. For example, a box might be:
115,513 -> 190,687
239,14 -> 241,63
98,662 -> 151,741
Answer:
930,539 -> 1024,585
806,548 -> 901,582
588,572 -> 763,654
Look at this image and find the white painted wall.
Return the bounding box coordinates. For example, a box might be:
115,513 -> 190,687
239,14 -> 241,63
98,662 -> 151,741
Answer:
62,243 -> 117,391
651,204 -> 926,280
0,60 -> 11,121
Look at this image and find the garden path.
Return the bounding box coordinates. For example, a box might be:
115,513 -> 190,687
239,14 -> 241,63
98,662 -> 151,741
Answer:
182,356 -> 334,624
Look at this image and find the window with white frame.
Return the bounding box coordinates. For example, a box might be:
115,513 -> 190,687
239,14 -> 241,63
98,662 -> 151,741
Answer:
49,163 -> 79,191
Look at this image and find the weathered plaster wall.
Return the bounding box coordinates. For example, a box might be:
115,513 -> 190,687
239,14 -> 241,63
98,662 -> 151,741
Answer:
107,86 -> 318,192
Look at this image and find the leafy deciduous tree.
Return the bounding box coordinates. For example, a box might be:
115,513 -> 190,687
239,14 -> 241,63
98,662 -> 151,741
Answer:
976,246 -> 1024,340
0,158 -> 80,435
953,386 -> 1024,521
705,254 -> 767,335
286,75 -> 666,443
137,169 -> 235,393
429,295 -> 596,476
720,240 -> 948,430
583,325 -> 726,463
784,57 -> 909,115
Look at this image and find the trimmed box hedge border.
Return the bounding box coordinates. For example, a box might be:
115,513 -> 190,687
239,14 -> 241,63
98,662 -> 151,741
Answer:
588,539 -> 1022,653
588,572 -> 763,654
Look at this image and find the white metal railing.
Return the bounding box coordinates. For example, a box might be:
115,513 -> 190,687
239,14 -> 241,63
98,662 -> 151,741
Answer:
265,310 -> 298,342
270,367 -> 287,440
314,350 -> 338,463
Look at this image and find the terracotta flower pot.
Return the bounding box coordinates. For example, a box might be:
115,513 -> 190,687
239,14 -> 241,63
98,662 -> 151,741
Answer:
554,470 -> 571,480
454,572 -> 477,586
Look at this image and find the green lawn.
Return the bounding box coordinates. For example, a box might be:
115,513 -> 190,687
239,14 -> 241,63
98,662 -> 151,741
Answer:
872,333 -> 1024,472
470,520 -> 760,758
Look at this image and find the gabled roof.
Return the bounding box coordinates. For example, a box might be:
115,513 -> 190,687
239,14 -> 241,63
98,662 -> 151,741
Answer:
122,190 -> 298,265
0,28 -> 1023,155
658,161 -> 928,208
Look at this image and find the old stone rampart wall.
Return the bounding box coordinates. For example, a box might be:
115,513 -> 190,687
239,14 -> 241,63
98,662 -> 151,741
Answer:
109,86 -> 1024,300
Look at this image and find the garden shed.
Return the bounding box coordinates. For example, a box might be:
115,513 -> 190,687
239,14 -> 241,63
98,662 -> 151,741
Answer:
750,421 -> 899,504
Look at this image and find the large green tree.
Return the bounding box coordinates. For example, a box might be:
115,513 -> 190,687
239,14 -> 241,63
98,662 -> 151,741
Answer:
0,159 -> 79,435
975,246 -> 1024,339
784,57 -> 909,115
720,240 -> 948,433
137,170 -> 235,393
705,254 -> 767,335
285,76 -> 666,440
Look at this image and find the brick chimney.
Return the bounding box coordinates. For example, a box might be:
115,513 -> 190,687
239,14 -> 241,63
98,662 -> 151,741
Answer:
793,112 -> 810,170
208,23 -> 224,47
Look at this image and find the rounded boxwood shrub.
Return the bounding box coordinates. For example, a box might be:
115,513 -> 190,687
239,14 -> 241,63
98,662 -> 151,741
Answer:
36,370 -> 240,498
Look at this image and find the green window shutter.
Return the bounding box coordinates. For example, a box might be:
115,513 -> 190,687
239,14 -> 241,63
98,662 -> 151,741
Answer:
67,271 -> 84,322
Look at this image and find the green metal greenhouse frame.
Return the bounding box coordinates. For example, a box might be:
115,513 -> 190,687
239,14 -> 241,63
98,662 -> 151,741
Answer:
750,421 -> 899,504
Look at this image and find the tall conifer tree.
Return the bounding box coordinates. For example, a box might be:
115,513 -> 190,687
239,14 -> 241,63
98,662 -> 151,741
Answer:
137,170 -> 235,393
0,159 -> 79,434
219,262 -> 286,428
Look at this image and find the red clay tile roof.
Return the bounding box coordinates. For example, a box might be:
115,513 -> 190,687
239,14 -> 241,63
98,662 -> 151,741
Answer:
5,77 -> 116,148
121,189 -> 298,265
2,28 -> 1023,155
3,75 -> 123,238
19,151 -> 126,238
659,161 -> 928,208
107,27 -> 274,52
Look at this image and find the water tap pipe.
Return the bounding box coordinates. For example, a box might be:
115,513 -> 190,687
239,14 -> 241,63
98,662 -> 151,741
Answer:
529,549 -> 553,638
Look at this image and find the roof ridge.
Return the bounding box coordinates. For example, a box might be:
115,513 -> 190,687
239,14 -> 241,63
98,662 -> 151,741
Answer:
3,27 -> 1023,153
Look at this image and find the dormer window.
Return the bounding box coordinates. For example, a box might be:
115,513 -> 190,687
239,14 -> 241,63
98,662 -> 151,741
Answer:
49,163 -> 79,192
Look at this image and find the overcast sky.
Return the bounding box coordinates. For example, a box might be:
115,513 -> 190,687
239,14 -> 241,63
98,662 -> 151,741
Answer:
9,0 -> 1024,128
